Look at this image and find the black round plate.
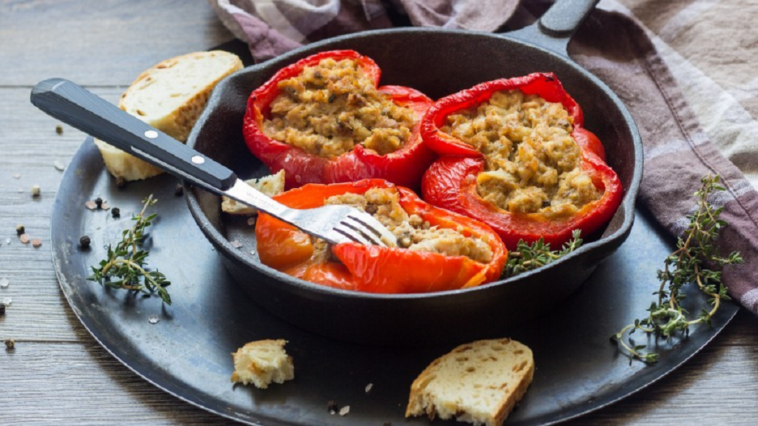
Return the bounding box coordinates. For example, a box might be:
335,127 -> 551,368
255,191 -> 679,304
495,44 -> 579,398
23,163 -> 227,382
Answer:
52,138 -> 737,425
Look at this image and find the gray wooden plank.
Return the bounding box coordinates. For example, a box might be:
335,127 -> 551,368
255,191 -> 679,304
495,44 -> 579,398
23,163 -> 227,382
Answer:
0,342 -> 235,425
0,87 -> 123,342
0,0 -> 234,86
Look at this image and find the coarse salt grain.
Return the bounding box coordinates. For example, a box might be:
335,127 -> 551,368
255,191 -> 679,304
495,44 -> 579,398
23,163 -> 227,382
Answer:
3,298 -> 12,306
0,278 -> 9,288
148,314 -> 160,324
365,383 -> 373,393
339,406 -> 350,416
54,161 -> 65,171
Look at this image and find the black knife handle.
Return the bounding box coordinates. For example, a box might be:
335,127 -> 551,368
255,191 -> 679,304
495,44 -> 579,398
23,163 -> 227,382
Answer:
30,78 -> 237,191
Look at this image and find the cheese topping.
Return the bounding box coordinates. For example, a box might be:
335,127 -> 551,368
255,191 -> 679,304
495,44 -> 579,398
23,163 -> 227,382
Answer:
319,188 -> 493,263
442,90 -> 601,218
262,58 -> 417,158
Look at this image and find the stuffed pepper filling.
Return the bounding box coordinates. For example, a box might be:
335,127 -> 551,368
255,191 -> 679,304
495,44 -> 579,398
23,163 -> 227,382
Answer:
316,187 -> 493,263
262,58 -> 417,158
442,90 -> 601,218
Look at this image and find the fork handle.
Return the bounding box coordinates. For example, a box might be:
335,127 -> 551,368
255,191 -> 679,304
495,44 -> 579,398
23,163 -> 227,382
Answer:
30,78 -> 237,191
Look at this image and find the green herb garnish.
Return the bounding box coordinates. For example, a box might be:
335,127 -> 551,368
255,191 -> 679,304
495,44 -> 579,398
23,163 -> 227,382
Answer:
504,229 -> 583,277
88,194 -> 172,304
612,175 -> 743,363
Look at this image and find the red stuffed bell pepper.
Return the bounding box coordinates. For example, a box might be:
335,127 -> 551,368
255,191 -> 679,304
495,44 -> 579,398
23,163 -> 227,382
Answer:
421,72 -> 623,250
243,50 -> 436,190
255,179 -> 507,294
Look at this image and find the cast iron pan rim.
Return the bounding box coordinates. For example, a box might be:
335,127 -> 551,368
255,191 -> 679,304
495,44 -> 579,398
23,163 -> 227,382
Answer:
186,26 -> 643,300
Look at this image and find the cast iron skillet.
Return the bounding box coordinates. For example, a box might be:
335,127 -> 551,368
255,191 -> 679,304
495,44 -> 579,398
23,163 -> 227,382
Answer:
39,0 -> 643,346
182,0 -> 642,346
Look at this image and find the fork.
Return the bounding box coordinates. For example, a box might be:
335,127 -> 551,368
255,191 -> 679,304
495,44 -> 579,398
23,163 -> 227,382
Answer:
30,78 -> 397,248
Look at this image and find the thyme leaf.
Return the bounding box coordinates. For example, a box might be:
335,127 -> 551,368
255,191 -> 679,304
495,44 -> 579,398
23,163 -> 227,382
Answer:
612,175 -> 743,363
503,229 -> 583,277
88,194 -> 172,304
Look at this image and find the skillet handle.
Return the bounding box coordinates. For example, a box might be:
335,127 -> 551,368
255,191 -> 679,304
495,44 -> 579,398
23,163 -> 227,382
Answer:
505,0 -> 600,56
30,78 -> 238,191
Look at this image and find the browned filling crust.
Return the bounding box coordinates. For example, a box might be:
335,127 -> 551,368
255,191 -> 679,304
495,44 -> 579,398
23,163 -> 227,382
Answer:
311,188 -> 493,264
442,90 -> 601,218
262,58 -> 417,158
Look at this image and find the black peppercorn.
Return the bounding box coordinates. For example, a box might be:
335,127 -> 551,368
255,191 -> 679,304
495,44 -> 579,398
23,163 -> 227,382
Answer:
80,235 -> 91,249
174,184 -> 184,197
116,177 -> 126,188
111,207 -> 120,218
5,338 -> 15,350
0,303 -> 5,316
15,224 -> 25,235
94,197 -> 103,208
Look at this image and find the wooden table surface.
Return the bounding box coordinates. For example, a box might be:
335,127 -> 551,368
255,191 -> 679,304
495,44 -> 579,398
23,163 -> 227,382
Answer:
1,1 -> 757,424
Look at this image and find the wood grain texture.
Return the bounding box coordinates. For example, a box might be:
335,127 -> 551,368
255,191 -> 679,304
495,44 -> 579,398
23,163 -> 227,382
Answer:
0,0 -> 233,86
0,342 -> 236,425
2,0 -> 758,424
0,87 -> 123,342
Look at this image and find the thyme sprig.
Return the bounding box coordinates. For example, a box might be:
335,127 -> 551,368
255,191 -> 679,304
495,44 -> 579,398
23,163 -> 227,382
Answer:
612,175 -> 743,363
504,229 -> 583,277
88,195 -> 172,304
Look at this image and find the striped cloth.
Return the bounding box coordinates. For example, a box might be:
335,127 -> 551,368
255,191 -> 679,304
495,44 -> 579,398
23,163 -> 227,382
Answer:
210,0 -> 758,313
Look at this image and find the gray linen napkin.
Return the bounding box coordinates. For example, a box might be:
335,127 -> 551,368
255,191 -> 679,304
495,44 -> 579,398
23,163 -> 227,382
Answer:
208,0 -> 758,313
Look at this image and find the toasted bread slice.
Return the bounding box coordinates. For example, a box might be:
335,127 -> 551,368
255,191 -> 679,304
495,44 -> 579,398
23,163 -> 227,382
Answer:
95,50 -> 243,181
221,170 -> 286,215
406,338 -> 534,426
231,339 -> 294,389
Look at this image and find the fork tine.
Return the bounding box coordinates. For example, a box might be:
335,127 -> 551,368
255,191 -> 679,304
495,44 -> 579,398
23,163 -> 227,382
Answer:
333,223 -> 377,246
339,218 -> 384,246
345,212 -> 398,247
338,219 -> 387,246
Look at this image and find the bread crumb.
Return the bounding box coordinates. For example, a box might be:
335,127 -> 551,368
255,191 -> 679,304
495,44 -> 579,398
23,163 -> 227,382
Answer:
230,339 -> 294,389
221,170 -> 285,215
